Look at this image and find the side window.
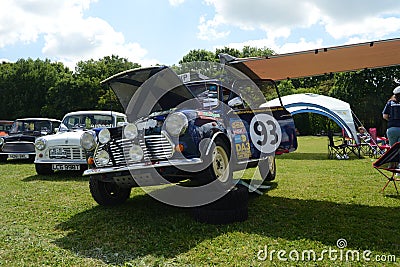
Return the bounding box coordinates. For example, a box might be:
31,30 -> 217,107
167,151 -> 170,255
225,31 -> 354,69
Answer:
52,122 -> 61,133
117,116 -> 126,124
222,88 -> 232,103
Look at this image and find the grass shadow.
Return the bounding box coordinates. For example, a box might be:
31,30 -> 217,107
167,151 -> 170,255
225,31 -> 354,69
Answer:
23,171 -> 87,182
54,188 -> 400,265
279,152 -> 366,161
385,194 -> 400,200
278,152 -> 331,160
0,159 -> 34,165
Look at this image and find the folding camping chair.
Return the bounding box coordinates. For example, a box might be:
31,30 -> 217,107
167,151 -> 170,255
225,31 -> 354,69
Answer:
327,131 -> 348,159
367,128 -> 390,158
341,129 -> 362,158
372,142 -> 400,194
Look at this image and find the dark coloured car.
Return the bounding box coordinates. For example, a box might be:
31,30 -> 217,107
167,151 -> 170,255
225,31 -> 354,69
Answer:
0,118 -> 61,162
0,120 -> 13,136
81,65 -> 298,206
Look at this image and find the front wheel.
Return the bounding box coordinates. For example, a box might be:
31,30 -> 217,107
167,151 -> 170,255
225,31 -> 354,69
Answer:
0,155 -> 7,163
198,138 -> 232,187
89,176 -> 131,206
35,163 -> 54,175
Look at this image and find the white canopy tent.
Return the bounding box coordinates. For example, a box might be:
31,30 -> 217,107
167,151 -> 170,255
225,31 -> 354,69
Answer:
263,93 -> 359,143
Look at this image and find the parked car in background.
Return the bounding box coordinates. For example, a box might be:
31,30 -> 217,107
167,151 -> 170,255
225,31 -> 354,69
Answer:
34,110 -> 127,175
0,120 -> 13,136
0,118 -> 61,162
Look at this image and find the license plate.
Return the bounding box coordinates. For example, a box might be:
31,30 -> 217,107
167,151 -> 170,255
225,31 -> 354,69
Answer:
52,164 -> 80,171
9,154 -> 29,159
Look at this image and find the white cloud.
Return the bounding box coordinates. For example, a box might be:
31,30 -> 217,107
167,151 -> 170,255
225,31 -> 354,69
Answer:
325,17 -> 400,39
0,0 -> 159,70
201,0 -> 400,53
0,58 -> 11,64
168,0 -> 185,7
197,15 -> 230,40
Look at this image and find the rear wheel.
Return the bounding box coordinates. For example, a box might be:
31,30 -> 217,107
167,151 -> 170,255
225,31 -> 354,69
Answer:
35,163 -> 54,175
89,176 -> 131,206
258,156 -> 276,183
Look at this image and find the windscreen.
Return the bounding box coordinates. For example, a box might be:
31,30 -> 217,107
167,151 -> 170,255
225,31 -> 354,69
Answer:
10,120 -> 53,134
61,114 -> 114,130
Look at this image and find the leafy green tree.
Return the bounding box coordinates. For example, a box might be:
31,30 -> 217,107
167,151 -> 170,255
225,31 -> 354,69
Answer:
331,66 -> 400,135
0,58 -> 69,120
277,79 -> 296,96
215,47 -> 241,58
179,49 -> 216,64
240,46 -> 274,58
42,55 -> 140,117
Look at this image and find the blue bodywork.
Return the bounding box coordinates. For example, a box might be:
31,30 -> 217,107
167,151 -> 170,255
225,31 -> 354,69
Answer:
82,66 -> 297,185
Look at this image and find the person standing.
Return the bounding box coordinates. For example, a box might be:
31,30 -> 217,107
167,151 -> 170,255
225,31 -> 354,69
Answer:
382,85 -> 400,146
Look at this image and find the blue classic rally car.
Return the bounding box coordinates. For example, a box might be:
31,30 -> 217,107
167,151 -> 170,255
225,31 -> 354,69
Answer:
81,64 -> 297,206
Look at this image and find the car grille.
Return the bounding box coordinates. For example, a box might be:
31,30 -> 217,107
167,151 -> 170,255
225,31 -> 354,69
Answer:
49,146 -> 85,160
95,134 -> 174,167
2,142 -> 34,153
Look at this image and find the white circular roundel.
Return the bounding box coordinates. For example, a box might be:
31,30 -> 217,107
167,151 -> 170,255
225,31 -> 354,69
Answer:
249,114 -> 282,154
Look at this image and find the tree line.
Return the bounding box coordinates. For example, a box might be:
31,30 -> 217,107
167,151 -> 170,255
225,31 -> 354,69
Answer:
0,46 -> 398,135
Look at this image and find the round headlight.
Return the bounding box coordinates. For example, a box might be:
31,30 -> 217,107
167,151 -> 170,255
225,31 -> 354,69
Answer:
129,144 -> 144,162
0,137 -> 4,147
81,132 -> 96,151
35,138 -> 47,151
165,112 -> 188,136
96,150 -> 110,166
124,123 -> 138,140
98,128 -> 111,144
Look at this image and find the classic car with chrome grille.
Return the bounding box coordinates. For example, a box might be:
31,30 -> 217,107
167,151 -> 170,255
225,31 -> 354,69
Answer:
81,64 -> 298,206
34,110 -> 127,175
0,118 -> 61,162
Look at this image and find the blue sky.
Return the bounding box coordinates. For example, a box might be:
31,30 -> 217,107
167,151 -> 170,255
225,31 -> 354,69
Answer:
1,0 -> 400,70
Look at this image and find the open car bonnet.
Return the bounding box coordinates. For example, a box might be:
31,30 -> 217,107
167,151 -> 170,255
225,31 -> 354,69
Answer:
101,66 -> 196,119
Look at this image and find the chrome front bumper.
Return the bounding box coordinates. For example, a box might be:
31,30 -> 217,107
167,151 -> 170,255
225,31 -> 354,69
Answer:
34,159 -> 87,164
83,158 -> 203,176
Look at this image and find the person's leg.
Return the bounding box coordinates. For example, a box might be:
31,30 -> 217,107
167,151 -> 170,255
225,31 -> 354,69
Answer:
386,127 -> 400,146
386,127 -> 400,169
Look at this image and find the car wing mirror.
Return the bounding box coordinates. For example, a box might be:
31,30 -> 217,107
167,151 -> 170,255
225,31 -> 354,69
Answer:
228,96 -> 243,108
117,121 -> 128,127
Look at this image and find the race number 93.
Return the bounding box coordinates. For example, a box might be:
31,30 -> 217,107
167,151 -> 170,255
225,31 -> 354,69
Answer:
250,114 -> 282,154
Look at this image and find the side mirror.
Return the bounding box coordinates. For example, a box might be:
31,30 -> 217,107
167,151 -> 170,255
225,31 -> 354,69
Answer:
117,121 -> 128,127
58,124 -> 69,132
228,97 -> 243,108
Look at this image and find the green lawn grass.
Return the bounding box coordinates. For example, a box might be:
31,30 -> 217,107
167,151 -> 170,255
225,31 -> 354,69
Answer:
1,136 -> 399,266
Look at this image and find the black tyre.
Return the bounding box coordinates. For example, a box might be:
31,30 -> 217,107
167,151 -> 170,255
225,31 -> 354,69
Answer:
0,155 -> 7,163
190,185 -> 249,224
198,185 -> 248,210
28,155 -> 35,163
198,138 -> 232,186
89,176 -> 131,206
191,207 -> 248,225
35,163 -> 54,175
258,156 -> 276,183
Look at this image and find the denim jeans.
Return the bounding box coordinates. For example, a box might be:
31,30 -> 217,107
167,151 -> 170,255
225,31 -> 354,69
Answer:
386,127 -> 400,146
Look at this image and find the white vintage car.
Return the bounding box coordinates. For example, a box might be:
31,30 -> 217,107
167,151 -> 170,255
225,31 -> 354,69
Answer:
34,110 -> 127,175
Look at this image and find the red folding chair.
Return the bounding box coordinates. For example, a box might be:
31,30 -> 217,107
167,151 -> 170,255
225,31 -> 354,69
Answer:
368,128 -> 390,157
372,142 -> 400,194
